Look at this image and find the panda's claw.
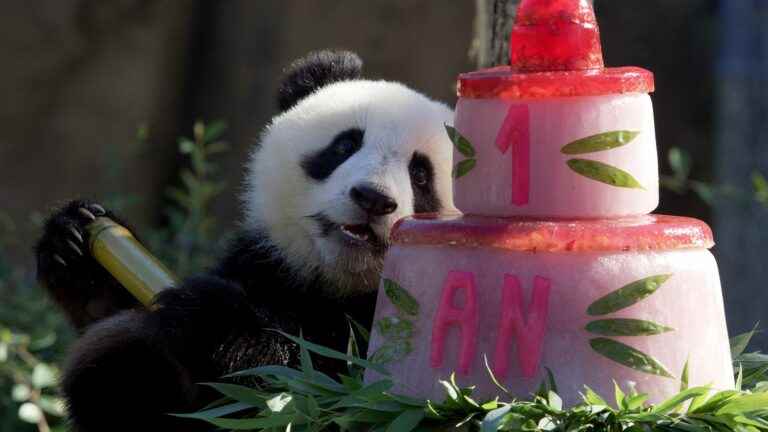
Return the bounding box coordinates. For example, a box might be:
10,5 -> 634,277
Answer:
78,208 -> 96,221
69,226 -> 83,244
67,239 -> 84,256
89,204 -> 106,216
53,254 -> 67,267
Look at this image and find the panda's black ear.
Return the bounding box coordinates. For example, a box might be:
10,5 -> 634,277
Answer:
277,50 -> 363,112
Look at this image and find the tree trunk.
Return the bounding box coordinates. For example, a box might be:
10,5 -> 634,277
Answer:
472,0 -> 519,68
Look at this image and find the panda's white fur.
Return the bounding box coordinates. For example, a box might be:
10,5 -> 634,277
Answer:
244,80 -> 456,294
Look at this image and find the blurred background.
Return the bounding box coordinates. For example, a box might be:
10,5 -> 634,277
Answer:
0,1 -> 766,430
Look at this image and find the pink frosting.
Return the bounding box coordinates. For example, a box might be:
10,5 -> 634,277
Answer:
495,105 -> 531,206
493,275 -> 551,379
430,271 -> 480,375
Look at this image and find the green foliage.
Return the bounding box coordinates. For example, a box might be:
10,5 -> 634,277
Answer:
0,218 -> 73,432
662,147 -> 768,208
146,120 -> 231,277
732,326 -> 768,392
0,120 -> 232,431
187,327 -> 768,432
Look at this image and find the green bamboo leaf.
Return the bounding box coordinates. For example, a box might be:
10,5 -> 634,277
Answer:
171,402 -> 254,420
730,323 -> 760,359
590,338 -> 674,378
668,147 -> 692,179
567,159 -> 645,190
586,319 -> 674,337
376,316 -> 414,340
383,279 -> 419,316
200,383 -> 268,406
687,387 -> 713,414
681,358 -> 690,392
225,365 -> 304,380
453,159 -> 477,179
626,393 -> 649,411
690,390 -> 740,413
203,121 -> 228,142
651,386 -> 710,415
716,392 -> 768,415
614,380 -> 627,410
561,131 -> 640,155
581,386 -> 610,408
370,340 -> 413,364
481,405 -> 512,432
587,274 -> 673,316
276,331 -> 390,375
207,414 -> 298,430
445,125 -> 476,157
386,409 -> 425,432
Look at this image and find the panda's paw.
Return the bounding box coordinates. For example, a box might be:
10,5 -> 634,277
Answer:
37,200 -> 107,270
36,199 -> 138,329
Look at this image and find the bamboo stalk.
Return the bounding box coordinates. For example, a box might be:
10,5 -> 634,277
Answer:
86,217 -> 177,307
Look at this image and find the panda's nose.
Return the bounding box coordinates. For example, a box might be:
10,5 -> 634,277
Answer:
350,184 -> 398,216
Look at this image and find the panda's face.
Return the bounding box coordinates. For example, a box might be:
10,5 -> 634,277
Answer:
245,80 -> 455,294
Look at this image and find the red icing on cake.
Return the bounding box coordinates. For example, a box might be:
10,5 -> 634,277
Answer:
391,214 -> 714,252
458,0 -> 654,99
458,67 -> 654,100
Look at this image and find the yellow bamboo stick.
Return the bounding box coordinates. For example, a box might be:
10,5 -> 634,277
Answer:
86,217 -> 177,307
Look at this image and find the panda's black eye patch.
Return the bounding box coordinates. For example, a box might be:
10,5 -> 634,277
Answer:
301,128 -> 364,181
409,152 -> 441,214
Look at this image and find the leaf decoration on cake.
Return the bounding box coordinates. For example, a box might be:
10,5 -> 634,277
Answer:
383,279 -> 419,316
453,159 -> 477,179
376,316 -> 414,340
590,338 -> 674,378
561,131 -> 640,155
445,124 -> 477,179
370,339 -> 413,364
586,319 -> 674,337
567,159 -> 645,190
445,125 -> 476,157
587,274 -> 672,316
374,279 -> 419,365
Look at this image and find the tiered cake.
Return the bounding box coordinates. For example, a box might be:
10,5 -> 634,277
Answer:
366,0 -> 734,405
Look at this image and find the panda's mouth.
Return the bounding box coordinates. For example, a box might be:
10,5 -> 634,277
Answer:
309,213 -> 386,252
340,224 -> 376,243
338,222 -> 385,252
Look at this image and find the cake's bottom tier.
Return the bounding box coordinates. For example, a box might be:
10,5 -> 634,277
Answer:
366,245 -> 733,405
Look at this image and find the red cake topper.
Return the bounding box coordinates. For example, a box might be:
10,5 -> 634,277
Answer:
510,0 -> 603,72
458,0 -> 654,99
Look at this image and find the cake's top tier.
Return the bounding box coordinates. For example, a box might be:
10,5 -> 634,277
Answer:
451,0 -> 659,218
458,0 -> 654,100
391,214 -> 714,253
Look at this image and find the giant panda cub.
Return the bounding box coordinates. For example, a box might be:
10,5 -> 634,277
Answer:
35,50 -> 455,432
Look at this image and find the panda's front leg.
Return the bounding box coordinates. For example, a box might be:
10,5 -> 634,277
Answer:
35,199 -> 140,330
61,275 -> 293,432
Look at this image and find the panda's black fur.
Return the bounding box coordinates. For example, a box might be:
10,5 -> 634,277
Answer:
35,51 -> 448,432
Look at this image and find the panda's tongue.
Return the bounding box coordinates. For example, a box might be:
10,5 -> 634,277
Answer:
341,224 -> 371,242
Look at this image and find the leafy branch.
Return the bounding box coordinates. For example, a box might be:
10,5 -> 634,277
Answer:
146,120 -> 230,277
662,147 -> 768,208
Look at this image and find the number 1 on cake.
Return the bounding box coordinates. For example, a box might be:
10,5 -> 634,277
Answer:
495,105 -> 531,206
